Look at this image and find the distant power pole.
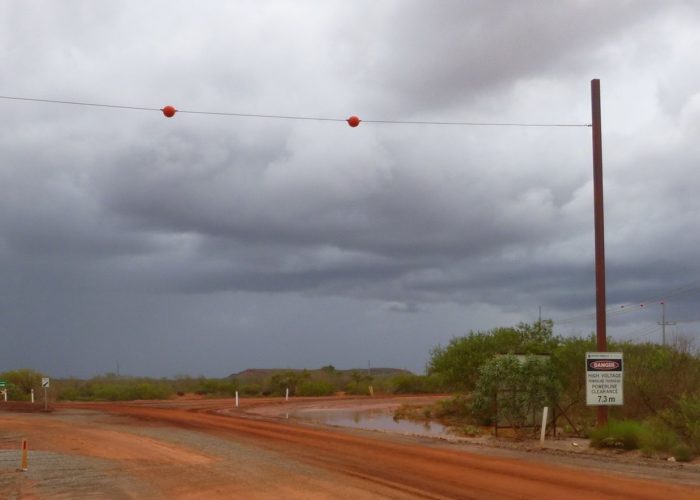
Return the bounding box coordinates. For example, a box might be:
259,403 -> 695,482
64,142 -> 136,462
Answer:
658,301 -> 677,346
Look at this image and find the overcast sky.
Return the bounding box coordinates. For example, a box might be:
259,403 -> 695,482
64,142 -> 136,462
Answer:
1,1 -> 699,378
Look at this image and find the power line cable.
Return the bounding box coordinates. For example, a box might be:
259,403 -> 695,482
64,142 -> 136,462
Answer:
0,95 -> 159,113
0,95 -> 592,128
552,282 -> 700,325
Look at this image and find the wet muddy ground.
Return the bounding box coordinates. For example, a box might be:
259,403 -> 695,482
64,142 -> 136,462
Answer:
1,396 -> 698,498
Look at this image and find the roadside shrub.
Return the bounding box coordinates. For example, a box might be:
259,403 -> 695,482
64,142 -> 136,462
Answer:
57,387 -> 82,401
457,424 -> 482,437
344,381 -> 372,395
0,369 -> 45,401
432,395 -> 471,422
470,355 -> 560,432
394,404 -> 428,422
130,383 -> 171,400
590,420 -> 649,451
240,384 -> 262,396
638,418 -> 679,455
343,370 -> 374,395
85,381 -> 171,401
672,444 -> 694,462
390,374 -> 445,394
659,394 -> 700,453
297,380 -> 335,397
619,342 -> 700,419
428,321 -> 558,391
195,378 -> 238,397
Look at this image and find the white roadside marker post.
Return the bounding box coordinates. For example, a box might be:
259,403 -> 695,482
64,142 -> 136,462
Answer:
235,391 -> 239,408
540,407 -> 549,446
42,377 -> 50,411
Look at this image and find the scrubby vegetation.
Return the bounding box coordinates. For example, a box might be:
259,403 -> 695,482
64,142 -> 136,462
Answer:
470,354 -> 560,430
230,366 -> 413,397
4,319 -> 699,460
423,320 -> 700,458
0,369 -> 46,401
0,365 -> 417,403
590,420 -> 649,450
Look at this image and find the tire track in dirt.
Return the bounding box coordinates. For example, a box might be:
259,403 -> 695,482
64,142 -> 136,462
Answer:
64,401 -> 700,500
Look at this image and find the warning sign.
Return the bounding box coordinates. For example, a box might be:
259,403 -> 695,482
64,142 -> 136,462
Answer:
586,352 -> 623,406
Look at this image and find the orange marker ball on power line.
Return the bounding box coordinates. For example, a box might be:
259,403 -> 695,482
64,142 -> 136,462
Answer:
347,115 -> 361,127
162,105 -> 177,118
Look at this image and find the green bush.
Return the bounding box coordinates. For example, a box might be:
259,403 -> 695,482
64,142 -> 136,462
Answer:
590,420 -> 649,451
0,369 -> 45,401
297,380 -> 335,397
427,323 -> 700,436
394,404 -> 429,421
194,378 -> 239,397
619,343 -> 700,419
672,444 -> 694,462
659,394 -> 700,453
470,355 -> 560,432
240,384 -> 261,396
344,381 -> 372,395
458,424 -> 482,437
390,374 -> 444,394
432,395 -> 471,420
428,321 -> 558,391
57,387 -> 82,401
71,380 -> 172,401
638,419 -> 679,455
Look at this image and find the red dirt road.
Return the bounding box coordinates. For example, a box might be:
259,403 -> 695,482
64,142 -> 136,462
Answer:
2,397 -> 698,498
42,398 -> 698,499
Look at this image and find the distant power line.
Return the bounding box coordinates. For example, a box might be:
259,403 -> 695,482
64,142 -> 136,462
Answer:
552,282 -> 700,326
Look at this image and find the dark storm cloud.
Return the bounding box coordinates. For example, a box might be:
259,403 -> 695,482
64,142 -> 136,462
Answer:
357,0 -> 674,115
1,1 -> 700,376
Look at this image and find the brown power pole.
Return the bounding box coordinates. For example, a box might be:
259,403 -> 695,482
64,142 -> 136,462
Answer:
591,79 -> 608,426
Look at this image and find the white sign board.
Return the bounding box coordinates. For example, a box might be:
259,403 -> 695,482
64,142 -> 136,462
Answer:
41,377 -> 50,388
586,352 -> 623,405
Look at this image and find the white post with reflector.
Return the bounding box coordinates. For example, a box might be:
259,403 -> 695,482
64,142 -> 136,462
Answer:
42,378 -> 50,411
540,407 -> 549,446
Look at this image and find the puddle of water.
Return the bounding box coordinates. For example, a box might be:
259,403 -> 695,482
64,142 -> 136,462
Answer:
289,408 -> 450,437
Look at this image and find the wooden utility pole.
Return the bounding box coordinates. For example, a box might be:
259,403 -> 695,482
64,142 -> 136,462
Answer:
591,79 -> 607,426
658,301 -> 676,346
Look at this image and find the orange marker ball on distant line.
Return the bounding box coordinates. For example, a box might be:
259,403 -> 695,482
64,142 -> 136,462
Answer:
162,105 -> 177,118
347,115 -> 361,127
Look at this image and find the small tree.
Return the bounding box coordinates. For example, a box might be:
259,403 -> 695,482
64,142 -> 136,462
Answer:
345,370 -> 374,395
470,355 -> 560,434
269,370 -> 310,396
428,321 -> 558,391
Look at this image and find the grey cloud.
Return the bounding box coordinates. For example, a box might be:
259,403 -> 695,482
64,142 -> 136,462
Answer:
1,1 -> 699,376
356,0 -> 677,115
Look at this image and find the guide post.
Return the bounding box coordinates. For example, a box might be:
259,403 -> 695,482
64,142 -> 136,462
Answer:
42,377 -> 50,411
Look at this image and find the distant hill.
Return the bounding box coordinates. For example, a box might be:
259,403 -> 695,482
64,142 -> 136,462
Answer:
230,367 -> 413,380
